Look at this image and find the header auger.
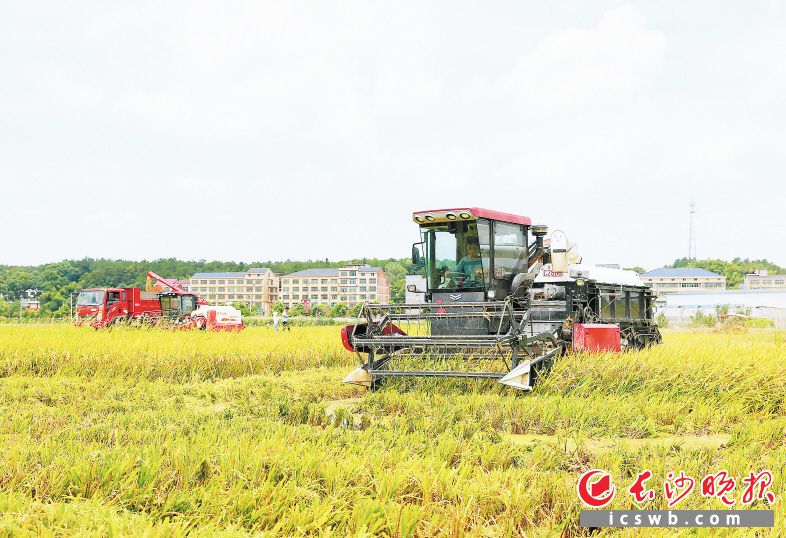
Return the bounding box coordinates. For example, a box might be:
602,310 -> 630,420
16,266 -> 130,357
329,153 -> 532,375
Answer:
341,207 -> 660,391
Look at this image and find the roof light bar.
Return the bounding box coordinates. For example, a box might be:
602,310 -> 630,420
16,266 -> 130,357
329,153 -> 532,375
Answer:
412,209 -> 477,224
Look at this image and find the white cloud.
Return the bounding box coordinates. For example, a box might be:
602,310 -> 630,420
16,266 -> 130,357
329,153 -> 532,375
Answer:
0,2 -> 783,268
487,5 -> 666,115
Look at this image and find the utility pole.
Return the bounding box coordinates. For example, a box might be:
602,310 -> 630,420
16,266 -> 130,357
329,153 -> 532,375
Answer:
688,198 -> 697,260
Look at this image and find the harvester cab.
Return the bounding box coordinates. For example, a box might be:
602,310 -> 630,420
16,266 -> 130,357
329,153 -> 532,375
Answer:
158,293 -> 199,321
146,271 -> 244,330
411,208 -> 540,304
343,207 -> 660,391
146,271 -> 203,325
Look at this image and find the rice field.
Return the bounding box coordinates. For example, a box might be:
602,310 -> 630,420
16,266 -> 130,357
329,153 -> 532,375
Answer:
0,325 -> 783,536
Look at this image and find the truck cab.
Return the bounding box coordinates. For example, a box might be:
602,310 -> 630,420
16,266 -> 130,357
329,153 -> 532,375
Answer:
76,288 -> 123,325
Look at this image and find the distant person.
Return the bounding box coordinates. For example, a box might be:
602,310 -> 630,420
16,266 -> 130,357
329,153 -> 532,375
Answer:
272,310 -> 279,332
455,237 -> 484,286
282,308 -> 290,331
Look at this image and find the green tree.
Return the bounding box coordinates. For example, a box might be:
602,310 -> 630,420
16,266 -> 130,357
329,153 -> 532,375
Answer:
311,304 -> 329,317
289,304 -> 306,317
38,289 -> 68,315
384,261 -> 407,303
690,308 -> 716,327
271,301 -> 286,314
671,258 -> 786,289
231,302 -> 256,317
329,302 -> 348,318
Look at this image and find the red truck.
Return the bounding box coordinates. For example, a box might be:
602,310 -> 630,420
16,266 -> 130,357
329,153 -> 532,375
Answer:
75,287 -> 162,326
75,271 -> 244,330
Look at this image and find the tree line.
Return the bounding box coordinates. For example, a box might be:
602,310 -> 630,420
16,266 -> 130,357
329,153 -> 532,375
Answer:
0,256 -> 782,318
0,257 -> 417,317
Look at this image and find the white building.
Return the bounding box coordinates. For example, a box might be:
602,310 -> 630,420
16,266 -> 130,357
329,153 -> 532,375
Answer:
640,268 -> 726,297
278,265 -> 390,308
743,270 -> 786,289
189,268 -> 278,314
656,289 -> 786,328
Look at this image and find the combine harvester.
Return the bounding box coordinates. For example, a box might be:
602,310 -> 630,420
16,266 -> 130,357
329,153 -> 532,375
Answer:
75,271 -> 244,330
342,208 -> 660,391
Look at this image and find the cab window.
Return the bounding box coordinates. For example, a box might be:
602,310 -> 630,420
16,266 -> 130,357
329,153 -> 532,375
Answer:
422,219 -> 491,290
492,222 -> 526,279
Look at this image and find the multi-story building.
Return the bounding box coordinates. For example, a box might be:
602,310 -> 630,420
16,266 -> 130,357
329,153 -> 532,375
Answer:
189,268 -> 278,314
279,264 -> 390,308
639,268 -> 726,296
744,270 -> 786,289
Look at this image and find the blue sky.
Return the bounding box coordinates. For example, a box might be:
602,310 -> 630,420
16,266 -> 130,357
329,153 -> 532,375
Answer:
1,2 -> 784,268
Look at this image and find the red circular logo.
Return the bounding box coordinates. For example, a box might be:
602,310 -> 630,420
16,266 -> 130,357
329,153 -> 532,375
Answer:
577,470 -> 616,507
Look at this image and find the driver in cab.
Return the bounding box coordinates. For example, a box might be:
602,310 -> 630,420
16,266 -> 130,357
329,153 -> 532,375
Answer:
455,237 -> 484,287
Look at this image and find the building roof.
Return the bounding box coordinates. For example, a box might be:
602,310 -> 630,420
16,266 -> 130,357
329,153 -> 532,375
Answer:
640,268 -> 724,278
158,278 -> 189,288
191,272 -> 246,278
283,265 -> 383,278
284,268 -> 340,277
190,267 -> 271,279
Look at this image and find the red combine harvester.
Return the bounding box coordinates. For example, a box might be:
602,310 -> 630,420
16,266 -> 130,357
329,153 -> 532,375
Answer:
342,207 -> 660,391
75,271 -> 244,331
